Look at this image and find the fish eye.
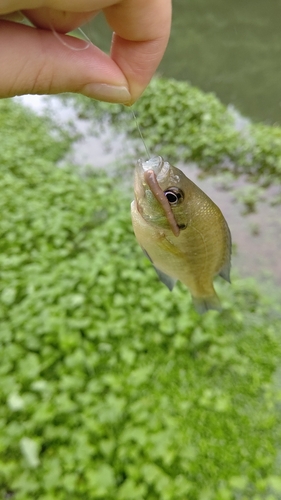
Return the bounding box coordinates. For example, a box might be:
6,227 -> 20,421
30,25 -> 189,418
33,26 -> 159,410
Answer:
164,187 -> 184,205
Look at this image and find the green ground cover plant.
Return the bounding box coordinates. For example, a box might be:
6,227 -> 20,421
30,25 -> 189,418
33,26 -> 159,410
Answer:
0,96 -> 281,500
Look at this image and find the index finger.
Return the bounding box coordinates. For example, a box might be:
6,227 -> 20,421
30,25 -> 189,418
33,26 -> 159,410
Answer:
4,0 -> 171,103
105,0 -> 172,102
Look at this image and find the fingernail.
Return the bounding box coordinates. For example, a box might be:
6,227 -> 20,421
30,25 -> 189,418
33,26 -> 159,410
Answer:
82,83 -> 131,103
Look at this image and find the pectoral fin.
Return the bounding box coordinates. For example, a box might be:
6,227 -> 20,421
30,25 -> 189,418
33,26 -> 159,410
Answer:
154,267 -> 177,291
142,248 -> 177,291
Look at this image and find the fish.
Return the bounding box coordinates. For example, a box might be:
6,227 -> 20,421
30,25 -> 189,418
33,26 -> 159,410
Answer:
131,156 -> 232,314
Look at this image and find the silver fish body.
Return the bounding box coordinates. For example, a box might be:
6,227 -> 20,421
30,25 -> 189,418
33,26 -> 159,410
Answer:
131,156 -> 231,314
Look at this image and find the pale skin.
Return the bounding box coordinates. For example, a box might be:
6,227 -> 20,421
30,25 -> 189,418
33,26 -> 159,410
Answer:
0,0 -> 172,103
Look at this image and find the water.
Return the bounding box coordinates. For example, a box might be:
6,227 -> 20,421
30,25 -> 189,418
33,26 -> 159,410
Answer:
84,0 -> 281,124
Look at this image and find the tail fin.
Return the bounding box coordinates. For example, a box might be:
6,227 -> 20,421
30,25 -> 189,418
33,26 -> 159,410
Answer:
192,294 -> 222,314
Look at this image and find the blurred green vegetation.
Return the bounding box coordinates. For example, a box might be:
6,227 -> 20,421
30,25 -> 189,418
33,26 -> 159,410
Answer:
65,77 -> 281,212
0,93 -> 281,500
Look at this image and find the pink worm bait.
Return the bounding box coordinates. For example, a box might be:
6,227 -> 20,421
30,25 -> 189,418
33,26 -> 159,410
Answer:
143,169 -> 180,237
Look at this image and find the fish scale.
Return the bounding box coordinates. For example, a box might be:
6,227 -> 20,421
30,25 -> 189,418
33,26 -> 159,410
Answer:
131,156 -> 231,314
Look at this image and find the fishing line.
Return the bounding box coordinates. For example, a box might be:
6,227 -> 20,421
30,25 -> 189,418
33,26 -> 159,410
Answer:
50,24 -> 92,51
49,24 -> 153,166
132,109 -> 151,160
17,11 -> 93,51
48,23 -> 152,166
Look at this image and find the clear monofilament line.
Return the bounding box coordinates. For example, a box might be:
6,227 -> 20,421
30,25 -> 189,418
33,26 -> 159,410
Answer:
132,109 -> 151,160
50,25 -> 92,51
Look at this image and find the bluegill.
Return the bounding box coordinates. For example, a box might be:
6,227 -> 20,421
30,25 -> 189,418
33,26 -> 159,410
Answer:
131,156 -> 231,314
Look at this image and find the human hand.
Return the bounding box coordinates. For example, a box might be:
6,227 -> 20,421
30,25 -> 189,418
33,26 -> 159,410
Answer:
0,0 -> 172,104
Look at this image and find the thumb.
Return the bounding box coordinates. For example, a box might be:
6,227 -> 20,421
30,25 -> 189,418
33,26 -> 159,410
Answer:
0,20 -> 131,102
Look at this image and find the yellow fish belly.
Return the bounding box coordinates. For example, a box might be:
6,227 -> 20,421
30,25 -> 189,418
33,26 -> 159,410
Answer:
131,199 -> 230,314
131,156 -> 231,314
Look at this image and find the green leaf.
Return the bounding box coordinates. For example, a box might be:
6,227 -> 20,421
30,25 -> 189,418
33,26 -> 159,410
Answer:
20,437 -> 40,468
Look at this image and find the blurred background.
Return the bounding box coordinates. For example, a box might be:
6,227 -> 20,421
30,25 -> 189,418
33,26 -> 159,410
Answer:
1,2 -> 281,499
83,0 -> 281,285
86,0 -> 281,124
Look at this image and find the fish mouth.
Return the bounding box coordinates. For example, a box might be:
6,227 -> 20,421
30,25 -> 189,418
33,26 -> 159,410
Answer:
136,156 -> 170,184
134,157 -> 166,208
135,156 -> 180,237
144,169 -> 180,237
